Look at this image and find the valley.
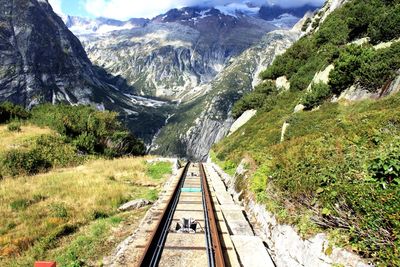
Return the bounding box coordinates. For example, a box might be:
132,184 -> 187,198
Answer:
67,5 -> 312,159
0,0 -> 399,266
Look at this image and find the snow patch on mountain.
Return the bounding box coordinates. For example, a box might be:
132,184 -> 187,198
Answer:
267,13 -> 300,28
214,3 -> 260,18
66,16 -> 148,36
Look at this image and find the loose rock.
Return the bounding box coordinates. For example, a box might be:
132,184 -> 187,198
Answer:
118,199 -> 153,212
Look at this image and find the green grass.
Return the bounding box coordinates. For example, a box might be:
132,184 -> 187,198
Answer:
146,161 -> 172,180
213,91 -> 400,265
0,157 -> 166,266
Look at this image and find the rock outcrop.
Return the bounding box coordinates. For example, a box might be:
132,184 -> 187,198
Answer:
0,0 -> 112,107
228,110 -> 257,136
0,0 -> 170,143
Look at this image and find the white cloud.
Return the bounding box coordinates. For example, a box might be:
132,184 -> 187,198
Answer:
83,0 -> 324,20
48,0 -> 65,16
268,0 -> 324,8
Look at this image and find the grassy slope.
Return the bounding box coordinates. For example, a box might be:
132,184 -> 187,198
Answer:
213,90 -> 400,265
0,124 -> 53,155
0,149 -> 172,266
213,1 -> 400,265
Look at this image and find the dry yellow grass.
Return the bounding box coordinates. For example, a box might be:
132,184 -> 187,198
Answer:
0,124 -> 53,154
0,156 -> 171,265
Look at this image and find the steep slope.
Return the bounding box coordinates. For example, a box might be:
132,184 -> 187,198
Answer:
213,0 -> 400,265
0,0 -> 169,143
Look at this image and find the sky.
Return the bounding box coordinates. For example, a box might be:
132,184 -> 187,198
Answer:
48,0 -> 324,20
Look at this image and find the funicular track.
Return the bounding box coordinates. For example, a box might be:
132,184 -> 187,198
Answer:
138,162 -> 226,267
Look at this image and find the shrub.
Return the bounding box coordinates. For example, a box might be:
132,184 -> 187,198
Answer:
31,104 -> 145,156
3,149 -> 51,176
330,43 -> 400,94
73,132 -> 96,154
301,17 -> 311,31
302,83 -> 332,110
7,122 -> 21,132
369,141 -> 400,187
368,3 -> 400,44
232,81 -> 277,118
260,37 -> 315,80
1,135 -> 80,177
329,45 -> 364,94
0,102 -> 30,123
34,135 -> 81,168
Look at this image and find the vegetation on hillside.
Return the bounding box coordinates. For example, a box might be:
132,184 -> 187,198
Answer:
214,91 -> 400,266
0,103 -> 145,178
214,0 -> 400,265
232,0 -> 400,117
0,157 -> 172,266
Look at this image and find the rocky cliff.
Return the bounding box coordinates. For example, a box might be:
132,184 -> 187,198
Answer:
0,0 -> 169,142
151,30 -> 300,160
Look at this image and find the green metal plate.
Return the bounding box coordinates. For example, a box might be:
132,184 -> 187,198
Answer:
181,188 -> 202,192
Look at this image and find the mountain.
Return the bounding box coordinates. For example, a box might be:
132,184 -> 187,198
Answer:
68,4 -> 317,159
0,0 -> 169,142
78,7 -> 278,100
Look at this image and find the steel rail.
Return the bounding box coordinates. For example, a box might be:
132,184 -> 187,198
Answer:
138,162 -> 190,267
200,163 -> 226,267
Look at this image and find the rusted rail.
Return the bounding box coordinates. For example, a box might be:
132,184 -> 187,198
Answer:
137,162 -> 190,267
200,163 -> 226,267
138,162 -> 226,267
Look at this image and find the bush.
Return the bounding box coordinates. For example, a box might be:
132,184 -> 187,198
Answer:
301,17 -> 311,31
330,43 -> 400,94
0,102 -> 30,123
7,122 -> 21,132
49,203 -> 68,218
302,83 -> 332,110
34,135 -> 82,168
368,3 -> 400,44
232,81 -> 277,118
3,149 -> 51,176
31,104 -> 145,156
73,132 -> 96,154
260,37 -> 315,80
369,141 -> 400,187
329,45 -> 364,94
1,135 -> 81,177
316,11 -> 349,45
10,199 -> 30,211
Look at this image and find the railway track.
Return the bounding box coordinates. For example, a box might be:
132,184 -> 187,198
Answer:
138,162 -> 226,267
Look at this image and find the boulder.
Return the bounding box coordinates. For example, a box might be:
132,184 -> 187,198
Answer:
276,76 -> 290,91
294,104 -> 305,113
118,199 -> 153,212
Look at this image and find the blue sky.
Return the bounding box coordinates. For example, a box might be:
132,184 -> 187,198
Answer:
62,1 -> 91,17
49,0 -> 324,20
